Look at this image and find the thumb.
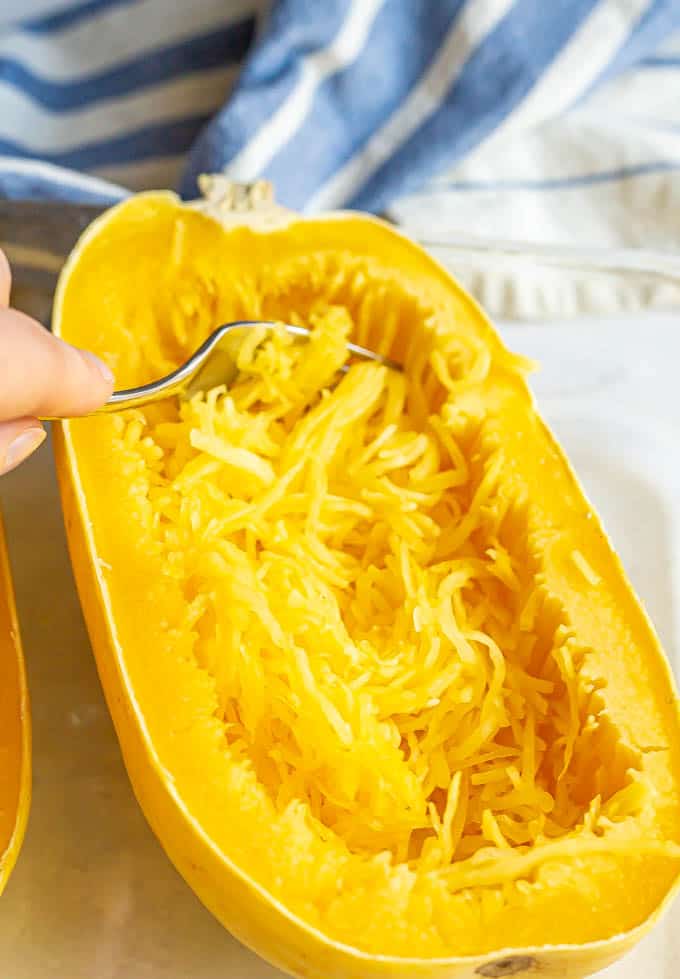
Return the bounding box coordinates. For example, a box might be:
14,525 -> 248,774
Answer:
0,307 -> 114,421
0,418 -> 46,476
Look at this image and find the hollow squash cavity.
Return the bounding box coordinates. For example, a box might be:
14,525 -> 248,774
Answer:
55,192 -> 680,968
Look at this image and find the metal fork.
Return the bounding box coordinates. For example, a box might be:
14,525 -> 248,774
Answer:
94,321 -> 401,414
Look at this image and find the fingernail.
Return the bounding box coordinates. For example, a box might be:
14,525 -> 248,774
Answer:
80,349 -> 115,385
2,428 -> 46,475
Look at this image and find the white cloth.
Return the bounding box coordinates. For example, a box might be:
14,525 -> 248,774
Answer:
2,1 -> 680,319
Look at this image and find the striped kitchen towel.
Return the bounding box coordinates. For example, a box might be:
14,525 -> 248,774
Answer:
1,0 -> 680,317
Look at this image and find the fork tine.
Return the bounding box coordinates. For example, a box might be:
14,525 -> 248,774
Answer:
90,321 -> 401,416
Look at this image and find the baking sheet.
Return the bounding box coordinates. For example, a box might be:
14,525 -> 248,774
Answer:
0,313 -> 678,978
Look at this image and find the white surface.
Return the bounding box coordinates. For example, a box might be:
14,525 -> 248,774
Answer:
0,313 -> 678,978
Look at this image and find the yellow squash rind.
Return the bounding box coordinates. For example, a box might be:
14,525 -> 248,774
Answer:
53,180 -> 680,979
0,512 -> 31,896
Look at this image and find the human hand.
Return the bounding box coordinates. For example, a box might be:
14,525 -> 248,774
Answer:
0,248 -> 114,475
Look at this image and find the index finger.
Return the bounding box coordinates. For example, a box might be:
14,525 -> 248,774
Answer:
0,307 -> 114,420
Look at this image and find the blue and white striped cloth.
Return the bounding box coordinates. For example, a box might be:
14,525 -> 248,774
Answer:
2,0 -> 680,316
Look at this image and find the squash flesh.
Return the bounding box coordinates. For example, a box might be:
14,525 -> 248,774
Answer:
55,193 -> 680,966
